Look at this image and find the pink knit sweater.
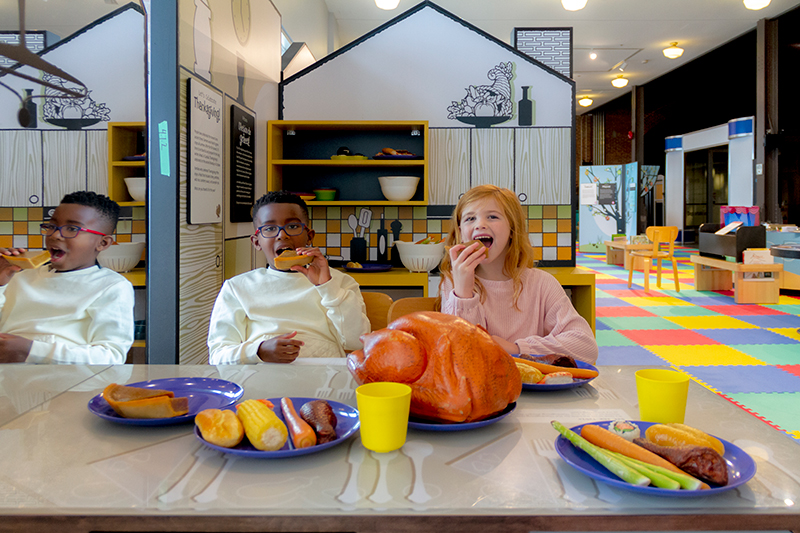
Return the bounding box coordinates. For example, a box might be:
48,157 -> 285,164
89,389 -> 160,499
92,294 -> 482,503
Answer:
440,268 -> 598,364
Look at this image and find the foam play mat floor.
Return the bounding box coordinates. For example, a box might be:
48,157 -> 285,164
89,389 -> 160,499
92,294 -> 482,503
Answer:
577,246 -> 800,443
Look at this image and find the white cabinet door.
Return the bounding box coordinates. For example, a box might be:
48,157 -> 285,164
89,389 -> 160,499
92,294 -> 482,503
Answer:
471,128 -> 513,193
429,128 -> 469,205
87,130 -> 109,196
43,131 -> 87,206
515,127 -> 571,205
0,130 -> 43,206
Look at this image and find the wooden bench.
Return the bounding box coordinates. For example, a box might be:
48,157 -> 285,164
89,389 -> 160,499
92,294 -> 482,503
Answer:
604,240 -> 651,270
690,254 -> 784,304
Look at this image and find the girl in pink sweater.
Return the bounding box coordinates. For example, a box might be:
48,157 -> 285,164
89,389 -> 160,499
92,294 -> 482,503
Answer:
438,185 -> 597,364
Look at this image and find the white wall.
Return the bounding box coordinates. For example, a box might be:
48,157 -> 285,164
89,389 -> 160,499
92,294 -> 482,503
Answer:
272,0 -> 331,60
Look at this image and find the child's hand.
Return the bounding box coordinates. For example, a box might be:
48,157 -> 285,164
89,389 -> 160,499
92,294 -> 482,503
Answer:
0,248 -> 26,286
448,242 -> 485,298
0,333 -> 33,363
491,335 -> 520,355
257,331 -> 304,363
291,247 -> 331,286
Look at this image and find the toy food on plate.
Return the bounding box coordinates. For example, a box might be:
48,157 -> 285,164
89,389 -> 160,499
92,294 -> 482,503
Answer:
299,399 -> 338,443
236,399 -> 288,451
633,438 -> 728,486
518,353 -> 577,368
3,250 -> 50,269
346,261 -> 362,268
645,423 -> 725,455
515,361 -> 544,384
447,239 -> 489,257
376,147 -> 416,157
281,397 -> 317,449
540,371 -> 573,384
514,357 -> 598,379
102,383 -> 189,419
195,408 -> 244,447
274,250 -> 313,270
608,420 -> 640,441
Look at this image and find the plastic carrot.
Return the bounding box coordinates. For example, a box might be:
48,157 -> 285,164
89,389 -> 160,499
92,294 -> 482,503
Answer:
515,357 -> 598,379
280,397 -> 317,449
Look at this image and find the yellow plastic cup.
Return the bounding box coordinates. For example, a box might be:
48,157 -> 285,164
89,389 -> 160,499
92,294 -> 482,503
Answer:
356,382 -> 412,453
635,369 -> 690,423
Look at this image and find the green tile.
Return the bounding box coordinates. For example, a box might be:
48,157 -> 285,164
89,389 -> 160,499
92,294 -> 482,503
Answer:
596,330 -> 638,347
384,206 -> 399,219
727,392 -> 800,436
761,305 -> 800,316
426,219 -> 441,233
325,206 -> 341,219
116,220 -> 132,234
27,221 -> 40,234
542,219 -> 557,232
413,206 -> 427,219
597,316 -> 685,330
645,306 -> 722,317
557,205 -> 571,218
132,206 -> 146,219
528,205 -> 542,218
0,221 -> 12,234
729,344 -> 800,365
13,208 -> 27,221
595,289 -> 616,298
312,219 -> 326,233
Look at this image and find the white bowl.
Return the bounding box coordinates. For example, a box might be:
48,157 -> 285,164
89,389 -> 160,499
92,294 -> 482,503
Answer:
394,240 -> 445,272
98,242 -> 146,272
124,177 -> 146,202
379,176 -> 420,202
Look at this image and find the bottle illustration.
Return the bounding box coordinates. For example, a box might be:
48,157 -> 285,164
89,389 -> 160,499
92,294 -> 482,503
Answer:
24,88 -> 37,128
377,214 -> 388,263
518,86 -> 534,126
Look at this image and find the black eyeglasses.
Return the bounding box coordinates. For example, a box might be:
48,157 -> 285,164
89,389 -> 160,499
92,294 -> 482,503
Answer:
40,223 -> 108,239
254,223 -> 307,239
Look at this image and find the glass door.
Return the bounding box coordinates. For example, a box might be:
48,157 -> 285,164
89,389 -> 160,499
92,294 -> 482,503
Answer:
684,147 -> 728,241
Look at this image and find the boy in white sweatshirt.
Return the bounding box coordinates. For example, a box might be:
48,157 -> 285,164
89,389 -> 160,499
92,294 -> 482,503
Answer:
0,191 -> 134,364
207,191 -> 369,364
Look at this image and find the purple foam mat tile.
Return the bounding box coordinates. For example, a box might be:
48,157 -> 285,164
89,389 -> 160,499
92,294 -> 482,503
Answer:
594,320 -> 612,331
597,345 -> 667,366
736,314 -> 800,329
697,328 -> 800,345
682,365 -> 800,394
594,298 -> 634,307
679,296 -> 740,306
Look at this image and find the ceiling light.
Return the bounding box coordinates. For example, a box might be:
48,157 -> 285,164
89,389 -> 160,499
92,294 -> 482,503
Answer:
663,42 -> 684,59
578,96 -> 593,107
618,61 -> 627,71
561,0 -> 588,11
743,0 -> 770,9
375,0 -> 400,10
611,75 -> 628,88
590,51 -> 597,60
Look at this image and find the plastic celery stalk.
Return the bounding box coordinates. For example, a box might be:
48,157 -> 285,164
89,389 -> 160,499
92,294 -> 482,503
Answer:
607,450 -> 681,489
551,421 -> 650,487
611,452 -> 704,490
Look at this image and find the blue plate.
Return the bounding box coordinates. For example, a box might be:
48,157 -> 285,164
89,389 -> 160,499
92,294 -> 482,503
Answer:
195,397 -> 360,457
344,263 -> 393,273
88,377 -> 244,426
408,402 -> 516,431
516,357 -> 598,390
555,420 -> 756,497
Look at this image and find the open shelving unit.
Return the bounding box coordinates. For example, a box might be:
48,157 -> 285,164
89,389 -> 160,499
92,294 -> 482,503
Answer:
107,122 -> 146,207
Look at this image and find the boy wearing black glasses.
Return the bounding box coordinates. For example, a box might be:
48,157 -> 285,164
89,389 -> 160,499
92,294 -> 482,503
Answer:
0,191 -> 134,364
207,191 -> 369,364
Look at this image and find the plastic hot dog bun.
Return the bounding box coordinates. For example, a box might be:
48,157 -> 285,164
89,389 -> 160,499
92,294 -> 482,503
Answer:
3,250 -> 50,269
274,250 -> 313,270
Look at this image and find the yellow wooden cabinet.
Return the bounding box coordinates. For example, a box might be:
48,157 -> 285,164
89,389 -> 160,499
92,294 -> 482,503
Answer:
107,122 -> 146,206
267,120 -> 429,205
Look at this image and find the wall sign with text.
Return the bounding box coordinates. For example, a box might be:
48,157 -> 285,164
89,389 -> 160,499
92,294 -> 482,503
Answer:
188,77 -> 223,225
229,105 -> 255,223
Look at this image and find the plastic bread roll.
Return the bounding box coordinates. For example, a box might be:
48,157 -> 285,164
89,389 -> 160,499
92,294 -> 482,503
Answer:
3,250 -> 50,269
274,250 -> 313,270
446,240 -> 489,257
102,383 -> 189,419
195,408 -> 244,447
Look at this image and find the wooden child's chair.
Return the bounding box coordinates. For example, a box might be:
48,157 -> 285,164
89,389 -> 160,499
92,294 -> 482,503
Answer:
627,226 -> 680,292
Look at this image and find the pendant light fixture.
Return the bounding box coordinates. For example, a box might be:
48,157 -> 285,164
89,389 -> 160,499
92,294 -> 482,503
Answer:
561,0 -> 588,11
375,0 -> 400,10
611,75 -> 628,88
663,42 -> 684,59
743,0 -> 770,9
578,96 -> 593,107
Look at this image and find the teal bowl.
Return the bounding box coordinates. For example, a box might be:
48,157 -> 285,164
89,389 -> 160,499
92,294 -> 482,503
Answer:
314,188 -> 337,201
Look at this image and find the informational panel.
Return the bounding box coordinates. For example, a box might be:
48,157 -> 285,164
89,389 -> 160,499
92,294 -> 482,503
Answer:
229,104 -> 255,223
188,77 -> 223,225
578,163 -> 638,252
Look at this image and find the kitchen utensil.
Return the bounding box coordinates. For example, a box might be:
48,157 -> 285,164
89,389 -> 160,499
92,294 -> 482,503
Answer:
338,440 -> 367,504
193,456 -> 237,503
348,214 -> 359,237
377,214 -> 388,263
315,368 -> 339,398
337,372 -> 356,400
368,450 -> 399,503
401,440 -> 433,504
358,208 -> 372,238
159,445 -> 220,503
533,437 -> 589,504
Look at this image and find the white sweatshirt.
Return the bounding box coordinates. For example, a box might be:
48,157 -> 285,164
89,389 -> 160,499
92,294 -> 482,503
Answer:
0,265 -> 135,364
207,267 -> 370,364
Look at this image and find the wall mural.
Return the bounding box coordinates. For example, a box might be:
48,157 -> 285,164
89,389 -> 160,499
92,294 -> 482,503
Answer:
447,62 -> 513,127
41,73 -> 111,129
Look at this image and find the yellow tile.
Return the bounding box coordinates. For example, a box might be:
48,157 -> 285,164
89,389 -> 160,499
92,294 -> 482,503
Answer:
13,221 -> 27,234
326,219 -> 340,233
313,233 -> 326,247
641,296 -> 692,306
557,219 -> 571,232
327,247 -> 341,256
543,233 -> 557,247
28,207 -> 43,221
442,219 -> 452,234
665,316 -> 759,329
27,235 -> 43,249
0,208 -> 12,221
398,206 -> 413,219
413,219 -> 427,233
532,247 -> 542,260
557,247 -> 572,260
777,295 -> 800,305
0,235 -> 12,247
312,206 -> 327,219
593,273 -> 619,279
116,234 -> 131,243
131,220 -> 146,234
768,327 -> 800,342
645,345 -> 766,367
543,205 -> 557,218
529,219 -> 542,233
618,297 -> 675,306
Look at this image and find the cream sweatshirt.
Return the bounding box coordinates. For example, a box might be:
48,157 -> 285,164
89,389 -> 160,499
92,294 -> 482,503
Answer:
207,267 -> 370,364
0,265 -> 135,364
440,268 -> 598,364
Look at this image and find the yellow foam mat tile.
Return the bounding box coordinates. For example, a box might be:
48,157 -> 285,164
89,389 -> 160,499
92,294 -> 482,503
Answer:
777,295 -> 800,304
768,327 -> 800,342
665,315 -> 759,329
619,296 -> 687,306
645,345 -> 767,366
593,273 -> 621,279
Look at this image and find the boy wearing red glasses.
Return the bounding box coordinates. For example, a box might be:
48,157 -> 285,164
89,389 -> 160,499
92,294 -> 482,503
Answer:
0,191 -> 134,364
207,191 -> 369,364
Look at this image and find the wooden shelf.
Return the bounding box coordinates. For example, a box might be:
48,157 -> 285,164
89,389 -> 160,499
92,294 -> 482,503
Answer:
107,122 -> 146,204
121,268 -> 146,287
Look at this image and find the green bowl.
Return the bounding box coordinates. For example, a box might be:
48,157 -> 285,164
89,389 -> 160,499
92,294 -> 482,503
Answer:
314,188 -> 337,201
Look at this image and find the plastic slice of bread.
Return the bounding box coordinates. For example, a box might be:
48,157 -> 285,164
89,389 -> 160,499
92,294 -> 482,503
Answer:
102,383 -> 188,418
4,250 -> 50,269
274,250 -> 313,270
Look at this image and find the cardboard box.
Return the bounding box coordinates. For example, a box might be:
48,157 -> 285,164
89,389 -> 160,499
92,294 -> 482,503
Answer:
743,248 -> 773,279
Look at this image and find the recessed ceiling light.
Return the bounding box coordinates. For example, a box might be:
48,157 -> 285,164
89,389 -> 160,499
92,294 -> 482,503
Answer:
743,0 -> 770,10
590,51 -> 597,60
562,0 -> 588,11
663,42 -> 684,59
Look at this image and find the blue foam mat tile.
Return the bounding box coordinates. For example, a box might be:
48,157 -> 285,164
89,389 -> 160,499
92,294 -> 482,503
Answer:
697,328 -> 800,345
597,345 -> 666,366
682,365 -> 800,394
678,296 -> 739,306
736,314 -> 800,329
594,320 -> 612,331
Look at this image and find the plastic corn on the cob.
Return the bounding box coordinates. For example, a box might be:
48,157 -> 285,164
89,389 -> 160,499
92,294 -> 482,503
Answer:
236,399 -> 288,451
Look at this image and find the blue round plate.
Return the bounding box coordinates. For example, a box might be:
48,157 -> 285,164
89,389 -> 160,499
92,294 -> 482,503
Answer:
516,357 -> 598,390
88,377 -> 244,426
408,402 -> 516,432
344,263 -> 393,273
195,397 -> 360,457
555,420 -> 756,497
